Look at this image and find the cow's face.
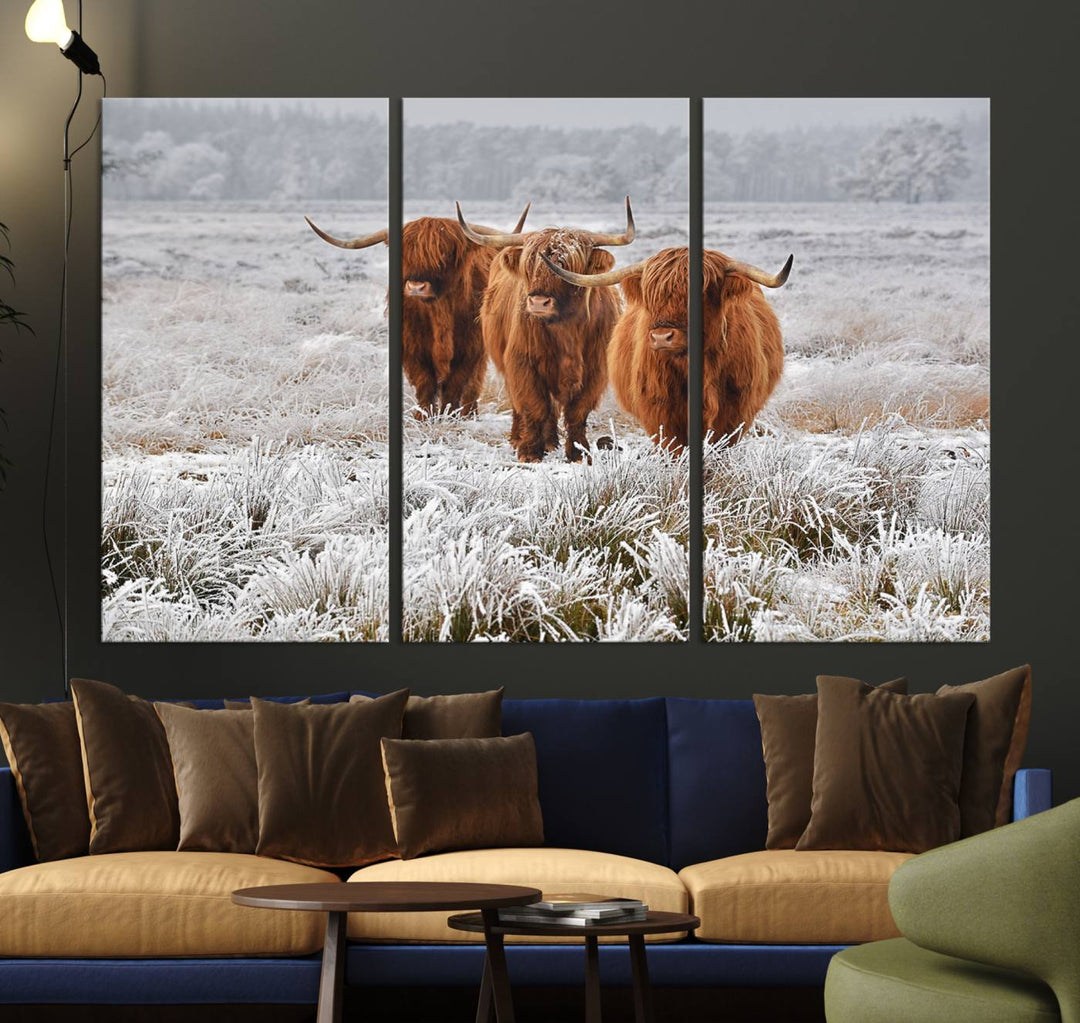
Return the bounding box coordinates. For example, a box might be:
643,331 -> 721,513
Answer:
509,229 -> 616,322
630,248 -> 690,357
401,218 -> 471,302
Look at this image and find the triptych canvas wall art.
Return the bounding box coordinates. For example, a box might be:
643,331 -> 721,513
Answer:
100,96 -> 988,644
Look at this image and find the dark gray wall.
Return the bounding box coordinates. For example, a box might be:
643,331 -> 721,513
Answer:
1,1 -> 1077,801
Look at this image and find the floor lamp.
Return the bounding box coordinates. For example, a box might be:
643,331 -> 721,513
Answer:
24,0 -> 105,697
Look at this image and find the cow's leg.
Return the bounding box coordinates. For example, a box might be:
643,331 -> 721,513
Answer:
442,348 -> 486,418
656,404 -> 689,453
458,377 -> 483,419
516,410 -> 550,463
563,393 -> 595,463
542,415 -> 559,452
404,349 -> 439,419
409,374 -> 439,419
515,397 -> 552,463
504,356 -> 553,463
510,410 -> 522,448
706,389 -> 753,447
426,328 -> 456,417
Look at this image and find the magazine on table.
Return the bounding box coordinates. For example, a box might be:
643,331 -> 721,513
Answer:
498,894 -> 649,926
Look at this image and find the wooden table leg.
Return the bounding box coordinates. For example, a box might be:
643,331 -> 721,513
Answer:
584,934 -> 602,1023
629,933 -> 654,1023
475,952 -> 495,1023
481,909 -> 516,1023
316,910 -> 347,1023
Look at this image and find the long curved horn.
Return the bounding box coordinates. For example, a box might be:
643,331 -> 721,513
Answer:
305,217 -> 388,249
584,196 -> 636,247
455,202 -> 528,248
539,253 -> 647,289
726,253 -> 793,288
461,202 -> 531,238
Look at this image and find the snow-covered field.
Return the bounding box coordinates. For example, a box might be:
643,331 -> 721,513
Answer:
704,201 -> 989,641
101,199 -> 389,641
101,198 -> 988,643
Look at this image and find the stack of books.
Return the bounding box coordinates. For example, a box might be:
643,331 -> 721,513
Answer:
498,893 -> 648,927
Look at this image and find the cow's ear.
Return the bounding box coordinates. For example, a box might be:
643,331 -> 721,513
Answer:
497,248 -> 523,275
588,249 -> 616,274
619,271 -> 644,304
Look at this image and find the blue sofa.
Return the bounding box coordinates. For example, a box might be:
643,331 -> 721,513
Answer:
0,695 -> 1052,1006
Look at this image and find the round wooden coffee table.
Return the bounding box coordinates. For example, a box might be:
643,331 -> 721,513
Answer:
448,909 -> 700,1023
233,881 -> 541,1023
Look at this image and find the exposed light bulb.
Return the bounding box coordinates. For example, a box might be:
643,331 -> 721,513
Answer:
24,0 -> 73,49
24,0 -> 101,75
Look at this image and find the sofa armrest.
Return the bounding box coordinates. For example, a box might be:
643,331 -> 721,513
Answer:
0,767 -> 34,873
889,799 -> 1080,1023
1012,768 -> 1052,820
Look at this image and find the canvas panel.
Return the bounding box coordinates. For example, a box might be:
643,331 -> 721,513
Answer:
100,97 -> 390,642
401,98 -> 690,642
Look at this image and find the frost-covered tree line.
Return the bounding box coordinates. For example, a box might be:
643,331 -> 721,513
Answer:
406,122 -> 689,204
103,101 -> 388,201
102,100 -> 987,205
706,111 -> 987,202
836,118 -> 970,203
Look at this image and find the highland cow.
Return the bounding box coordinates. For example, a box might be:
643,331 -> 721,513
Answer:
543,246 -> 792,449
457,199 -> 635,462
306,205 -> 529,416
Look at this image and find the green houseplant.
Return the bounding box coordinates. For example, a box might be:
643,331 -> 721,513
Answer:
0,221 -> 34,490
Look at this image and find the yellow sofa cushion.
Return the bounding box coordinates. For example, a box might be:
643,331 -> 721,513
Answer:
347,847 -> 687,943
679,850 -> 914,944
0,851 -> 340,957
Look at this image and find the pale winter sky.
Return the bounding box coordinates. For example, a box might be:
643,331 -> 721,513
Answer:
105,97 -> 388,121
705,98 -> 988,132
406,98 -> 688,132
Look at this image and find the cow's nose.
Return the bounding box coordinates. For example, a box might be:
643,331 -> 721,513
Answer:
527,294 -> 555,315
650,327 -> 687,352
405,280 -> 433,298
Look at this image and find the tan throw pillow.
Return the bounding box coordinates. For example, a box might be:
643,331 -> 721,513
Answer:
350,689 -> 503,739
797,677 -> 974,853
0,702 -> 89,862
938,665 -> 1032,835
155,704 -> 260,854
71,678 -> 181,854
754,678 -> 907,849
253,690 -> 409,868
381,734 -> 544,860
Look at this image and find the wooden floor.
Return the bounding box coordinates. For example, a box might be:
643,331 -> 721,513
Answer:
3,987 -> 827,1023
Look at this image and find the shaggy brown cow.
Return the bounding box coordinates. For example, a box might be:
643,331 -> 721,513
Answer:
305,205 -> 529,416
456,199 -> 635,462
543,246 -> 792,449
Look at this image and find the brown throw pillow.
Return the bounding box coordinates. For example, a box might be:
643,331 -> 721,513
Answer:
797,676 -> 974,853
754,677 -> 907,849
350,689 -> 503,739
381,734 -> 544,859
71,678 -> 182,854
0,702 -> 89,862
155,704 -> 260,854
253,689 -> 409,868
938,665 -> 1032,835
222,698 -> 311,710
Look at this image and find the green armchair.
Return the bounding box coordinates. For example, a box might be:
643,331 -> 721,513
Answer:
825,799 -> 1080,1023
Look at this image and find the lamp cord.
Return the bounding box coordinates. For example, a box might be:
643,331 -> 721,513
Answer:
42,0 -> 105,699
